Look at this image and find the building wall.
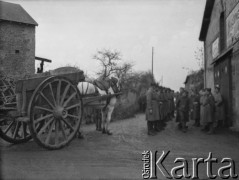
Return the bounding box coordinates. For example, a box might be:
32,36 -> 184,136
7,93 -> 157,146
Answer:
0,21 -> 35,79
204,0 -> 239,129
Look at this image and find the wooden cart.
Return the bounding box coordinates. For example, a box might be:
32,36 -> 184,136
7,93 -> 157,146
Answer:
0,71 -> 85,150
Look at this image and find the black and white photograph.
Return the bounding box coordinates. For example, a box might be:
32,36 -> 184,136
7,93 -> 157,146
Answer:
0,0 -> 239,179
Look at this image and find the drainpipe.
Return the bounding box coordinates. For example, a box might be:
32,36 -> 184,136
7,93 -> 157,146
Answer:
204,41 -> 207,88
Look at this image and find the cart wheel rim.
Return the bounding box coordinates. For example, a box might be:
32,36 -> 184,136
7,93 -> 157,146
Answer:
28,76 -> 83,150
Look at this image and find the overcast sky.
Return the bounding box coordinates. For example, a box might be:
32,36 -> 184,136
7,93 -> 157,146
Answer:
6,0 -> 206,91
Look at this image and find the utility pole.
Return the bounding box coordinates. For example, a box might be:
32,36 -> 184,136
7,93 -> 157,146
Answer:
152,47 -> 154,76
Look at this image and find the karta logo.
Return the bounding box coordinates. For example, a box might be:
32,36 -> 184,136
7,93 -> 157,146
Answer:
142,151 -> 238,179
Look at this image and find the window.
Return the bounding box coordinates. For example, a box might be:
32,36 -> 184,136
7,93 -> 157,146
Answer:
15,50 -> 20,54
219,12 -> 225,52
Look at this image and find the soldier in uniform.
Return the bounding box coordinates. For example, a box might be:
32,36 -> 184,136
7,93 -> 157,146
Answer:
211,85 -> 225,133
161,88 -> 167,122
176,89 -> 190,132
175,87 -> 184,124
201,88 -> 215,133
146,83 -> 160,135
190,89 -> 200,127
154,85 -> 164,132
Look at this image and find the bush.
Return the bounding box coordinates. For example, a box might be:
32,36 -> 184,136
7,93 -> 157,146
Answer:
111,103 -> 137,120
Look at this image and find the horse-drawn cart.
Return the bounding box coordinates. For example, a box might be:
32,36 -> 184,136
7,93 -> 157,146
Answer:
0,71 -> 122,150
0,71 -> 86,150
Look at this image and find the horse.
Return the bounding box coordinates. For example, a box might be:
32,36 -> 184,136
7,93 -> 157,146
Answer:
77,76 -> 121,135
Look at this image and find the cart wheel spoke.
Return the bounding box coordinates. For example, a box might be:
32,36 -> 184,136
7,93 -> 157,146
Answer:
61,118 -> 74,132
55,120 -> 59,145
13,121 -> 20,139
65,103 -> 81,110
34,114 -> 53,124
56,80 -> 61,105
3,121 -> 14,134
59,119 -> 67,140
37,117 -> 54,135
35,106 -> 53,113
49,83 -> 56,106
40,92 -> 54,109
63,92 -> 76,107
67,114 -> 80,119
45,121 -> 54,144
60,83 -> 70,106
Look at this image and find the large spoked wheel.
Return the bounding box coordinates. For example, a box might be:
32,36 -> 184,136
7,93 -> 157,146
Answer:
0,115 -> 31,144
28,76 -> 83,150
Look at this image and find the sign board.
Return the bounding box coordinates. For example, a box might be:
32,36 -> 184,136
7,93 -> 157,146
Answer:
212,37 -> 219,59
226,2 -> 239,47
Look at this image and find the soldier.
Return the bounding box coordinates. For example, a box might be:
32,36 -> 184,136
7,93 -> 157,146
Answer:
201,88 -> 215,133
210,85 -> 224,134
154,86 -> 164,131
146,83 -> 160,136
176,89 -> 190,133
190,89 -> 200,127
175,87 -> 184,125
162,87 -> 167,122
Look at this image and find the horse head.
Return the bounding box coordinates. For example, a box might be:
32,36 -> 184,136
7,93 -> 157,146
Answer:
109,76 -> 121,93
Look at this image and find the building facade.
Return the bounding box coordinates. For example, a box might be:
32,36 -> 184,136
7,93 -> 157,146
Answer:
199,0 -> 239,130
0,1 -> 38,79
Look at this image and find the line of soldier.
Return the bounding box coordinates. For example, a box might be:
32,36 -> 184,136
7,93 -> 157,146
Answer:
146,82 -> 175,136
175,85 -> 224,134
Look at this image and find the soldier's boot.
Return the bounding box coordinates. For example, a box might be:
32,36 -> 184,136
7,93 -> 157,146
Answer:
181,122 -> 187,133
154,121 -> 161,132
178,123 -> 182,130
147,122 -> 156,136
102,127 -> 106,134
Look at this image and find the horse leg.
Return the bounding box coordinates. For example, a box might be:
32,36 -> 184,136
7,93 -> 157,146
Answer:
101,109 -> 106,134
98,109 -> 102,131
105,106 -> 114,135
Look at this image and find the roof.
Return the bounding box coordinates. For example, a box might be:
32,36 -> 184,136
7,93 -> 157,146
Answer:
199,0 -> 215,41
184,69 -> 204,84
0,1 -> 38,26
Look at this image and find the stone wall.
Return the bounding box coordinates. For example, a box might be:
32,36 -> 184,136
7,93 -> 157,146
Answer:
0,21 -> 35,79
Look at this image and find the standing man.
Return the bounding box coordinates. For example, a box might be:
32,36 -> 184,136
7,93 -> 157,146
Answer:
201,88 -> 215,133
190,89 -> 200,127
210,85 -> 224,134
176,90 -> 190,133
175,87 -> 184,126
146,83 -> 160,136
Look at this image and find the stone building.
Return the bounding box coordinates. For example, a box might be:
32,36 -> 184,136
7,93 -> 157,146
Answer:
0,1 -> 38,78
199,0 -> 239,130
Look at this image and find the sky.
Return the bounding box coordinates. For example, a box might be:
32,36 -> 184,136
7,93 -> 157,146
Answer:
6,0 -> 206,91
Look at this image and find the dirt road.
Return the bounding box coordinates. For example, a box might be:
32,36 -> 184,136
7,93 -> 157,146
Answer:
1,114 -> 239,180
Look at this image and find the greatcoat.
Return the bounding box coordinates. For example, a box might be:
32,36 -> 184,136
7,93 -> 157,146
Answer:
214,92 -> 225,121
146,88 -> 160,121
190,94 -> 200,120
201,94 -> 215,124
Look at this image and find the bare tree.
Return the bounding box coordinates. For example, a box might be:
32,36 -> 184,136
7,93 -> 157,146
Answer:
93,49 -> 133,79
194,46 -> 204,70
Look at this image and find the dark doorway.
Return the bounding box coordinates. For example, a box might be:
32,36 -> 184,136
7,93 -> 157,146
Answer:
214,56 -> 232,127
